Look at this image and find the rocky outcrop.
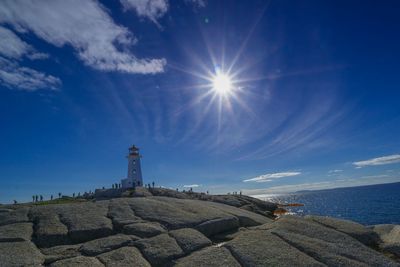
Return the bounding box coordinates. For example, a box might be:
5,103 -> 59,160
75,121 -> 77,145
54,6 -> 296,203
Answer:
372,224 -> 400,257
0,195 -> 399,266
305,215 -> 380,246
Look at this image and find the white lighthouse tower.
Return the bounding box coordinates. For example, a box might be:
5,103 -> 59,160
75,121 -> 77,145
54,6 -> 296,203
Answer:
121,145 -> 143,188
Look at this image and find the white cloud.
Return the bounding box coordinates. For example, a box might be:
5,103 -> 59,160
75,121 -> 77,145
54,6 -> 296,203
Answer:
183,184 -> 200,188
0,26 -> 58,90
328,169 -> 343,174
353,154 -> 400,168
0,26 -> 32,59
0,0 -> 166,75
243,172 -> 301,183
0,57 -> 61,91
121,0 -> 168,25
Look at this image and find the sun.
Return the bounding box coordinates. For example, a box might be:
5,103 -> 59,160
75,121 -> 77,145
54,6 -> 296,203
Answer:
212,72 -> 232,95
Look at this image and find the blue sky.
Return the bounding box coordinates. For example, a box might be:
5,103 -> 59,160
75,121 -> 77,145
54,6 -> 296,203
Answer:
1,0 -> 400,203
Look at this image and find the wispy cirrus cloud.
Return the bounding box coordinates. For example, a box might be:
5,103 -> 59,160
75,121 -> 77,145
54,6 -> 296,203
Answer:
243,171 -> 301,183
0,58 -> 60,91
328,169 -> 343,173
0,0 -> 166,91
183,184 -> 200,188
353,154 -> 400,168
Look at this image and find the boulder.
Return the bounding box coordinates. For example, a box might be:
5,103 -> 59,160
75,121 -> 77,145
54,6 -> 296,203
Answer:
49,255 -> 104,267
175,246 -> 241,267
195,217 -> 239,237
225,229 -> 324,266
305,215 -> 380,246
41,244 -> 81,264
169,228 -> 211,254
0,241 -> 45,266
97,246 -> 151,267
134,233 -> 184,266
0,222 -> 32,242
122,222 -> 166,238
79,234 -> 134,256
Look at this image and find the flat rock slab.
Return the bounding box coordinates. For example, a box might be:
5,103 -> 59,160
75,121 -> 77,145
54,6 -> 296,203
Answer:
57,201 -> 114,243
79,234 -> 134,256
108,199 -> 143,230
134,233 -> 184,266
175,246 -> 241,267
225,229 -> 324,266
0,241 -> 45,266
123,222 -> 166,238
97,246 -> 151,267
0,207 -> 29,226
206,201 -> 272,227
41,244 -> 81,264
269,216 -> 399,266
49,255 -> 104,267
305,215 -> 380,246
30,206 -> 69,247
127,197 -> 227,229
0,222 -> 32,242
195,216 -> 239,237
128,196 -> 269,232
169,228 -> 211,254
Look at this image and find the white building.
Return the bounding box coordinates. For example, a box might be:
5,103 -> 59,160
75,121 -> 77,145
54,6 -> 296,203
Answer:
121,145 -> 143,188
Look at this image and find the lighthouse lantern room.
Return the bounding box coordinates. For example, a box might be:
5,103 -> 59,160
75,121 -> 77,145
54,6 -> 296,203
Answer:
121,145 -> 143,188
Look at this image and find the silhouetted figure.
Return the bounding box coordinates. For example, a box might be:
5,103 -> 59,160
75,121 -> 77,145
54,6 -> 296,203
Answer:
112,184 -> 115,189
239,191 -> 242,196
58,192 -> 61,199
13,200 -> 17,204
40,195 -> 43,201
51,195 -> 53,200
152,181 -> 155,188
176,188 -> 179,192
102,186 -> 105,189
73,193 -> 75,198
207,191 -> 209,194
35,195 -> 38,202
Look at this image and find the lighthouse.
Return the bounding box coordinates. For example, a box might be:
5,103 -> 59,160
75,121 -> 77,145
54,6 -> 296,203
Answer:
121,145 -> 143,188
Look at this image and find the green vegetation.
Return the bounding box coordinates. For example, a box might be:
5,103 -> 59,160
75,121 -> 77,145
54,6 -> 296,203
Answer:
33,197 -> 87,206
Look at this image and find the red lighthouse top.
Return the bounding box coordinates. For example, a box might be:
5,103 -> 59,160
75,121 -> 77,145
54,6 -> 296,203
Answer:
128,145 -> 140,156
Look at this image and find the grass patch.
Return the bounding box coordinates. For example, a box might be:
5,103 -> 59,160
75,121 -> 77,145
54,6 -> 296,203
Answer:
33,197 -> 87,206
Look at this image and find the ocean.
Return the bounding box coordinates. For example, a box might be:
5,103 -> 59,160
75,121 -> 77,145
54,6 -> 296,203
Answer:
260,182 -> 400,226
